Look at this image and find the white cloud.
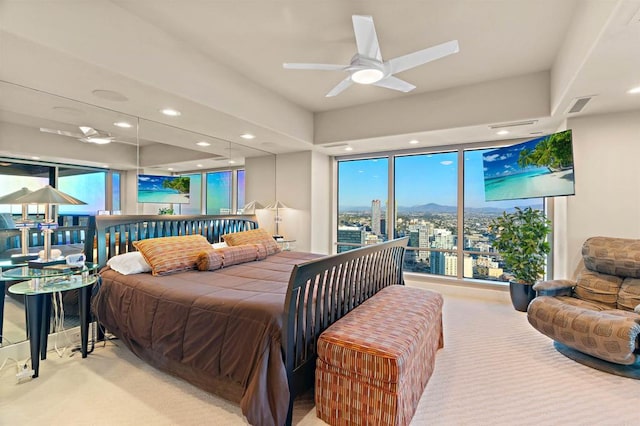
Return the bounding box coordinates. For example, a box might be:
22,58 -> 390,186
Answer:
440,160 -> 453,166
484,154 -> 500,162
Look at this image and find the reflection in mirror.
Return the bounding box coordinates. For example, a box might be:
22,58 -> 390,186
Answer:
0,81 -> 278,349
136,119 -> 276,217
0,81 -> 139,347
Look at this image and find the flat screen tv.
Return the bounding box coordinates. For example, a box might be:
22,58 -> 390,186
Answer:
137,174 -> 191,204
482,129 -> 575,201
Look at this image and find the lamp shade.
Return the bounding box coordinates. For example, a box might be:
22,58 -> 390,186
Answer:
264,200 -> 289,210
14,185 -> 86,205
241,201 -> 265,214
0,187 -> 33,204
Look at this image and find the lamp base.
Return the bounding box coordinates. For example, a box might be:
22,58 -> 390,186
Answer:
28,259 -> 67,269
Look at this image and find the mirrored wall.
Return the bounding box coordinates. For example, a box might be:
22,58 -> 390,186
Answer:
0,80 -> 276,347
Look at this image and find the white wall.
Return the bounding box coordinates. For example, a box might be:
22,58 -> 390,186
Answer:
558,109 -> 640,276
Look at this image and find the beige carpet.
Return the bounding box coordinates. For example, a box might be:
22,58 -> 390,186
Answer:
1,289 -> 638,425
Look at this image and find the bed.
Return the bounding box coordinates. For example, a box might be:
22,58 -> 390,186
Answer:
89,214 -> 408,426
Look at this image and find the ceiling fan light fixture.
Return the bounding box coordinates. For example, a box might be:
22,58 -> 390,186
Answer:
84,136 -> 112,144
351,68 -> 384,85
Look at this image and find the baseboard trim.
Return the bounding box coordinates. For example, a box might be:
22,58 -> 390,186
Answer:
0,325 -> 85,365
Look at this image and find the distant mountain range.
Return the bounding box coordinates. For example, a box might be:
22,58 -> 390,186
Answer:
339,202 -> 543,214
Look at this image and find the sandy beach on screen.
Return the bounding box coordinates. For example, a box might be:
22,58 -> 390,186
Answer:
528,169 -> 574,195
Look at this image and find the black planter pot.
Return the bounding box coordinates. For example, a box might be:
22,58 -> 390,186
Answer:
509,281 -> 536,312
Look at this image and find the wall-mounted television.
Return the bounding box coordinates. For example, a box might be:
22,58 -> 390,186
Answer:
137,174 -> 191,204
482,129 -> 575,201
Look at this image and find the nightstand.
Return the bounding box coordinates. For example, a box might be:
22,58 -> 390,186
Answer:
276,239 -> 296,251
6,263 -> 98,378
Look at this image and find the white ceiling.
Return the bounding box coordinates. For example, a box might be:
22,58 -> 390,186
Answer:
1,0 -> 639,163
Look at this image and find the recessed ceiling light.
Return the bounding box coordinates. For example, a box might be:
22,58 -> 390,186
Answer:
168,167 -> 174,171
196,141 -> 211,147
228,160 -> 236,164
628,86 -> 640,94
497,130 -> 509,135
197,164 -> 203,168
409,139 -> 419,145
345,146 -> 353,151
161,108 -> 181,117
113,121 -> 133,128
32,156 -> 40,160
240,133 -> 255,140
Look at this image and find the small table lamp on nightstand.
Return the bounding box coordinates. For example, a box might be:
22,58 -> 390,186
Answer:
0,187 -> 34,257
264,200 -> 289,239
14,185 -> 86,266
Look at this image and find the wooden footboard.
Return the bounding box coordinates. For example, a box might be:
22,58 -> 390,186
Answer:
283,237 -> 409,424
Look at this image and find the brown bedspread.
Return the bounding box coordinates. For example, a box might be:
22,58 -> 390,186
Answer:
93,250 -> 322,426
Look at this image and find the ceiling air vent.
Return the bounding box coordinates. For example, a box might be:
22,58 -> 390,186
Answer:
488,120 -> 538,129
567,96 -> 595,114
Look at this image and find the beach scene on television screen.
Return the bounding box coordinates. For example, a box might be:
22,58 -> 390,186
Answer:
138,175 -> 190,204
482,130 -> 574,201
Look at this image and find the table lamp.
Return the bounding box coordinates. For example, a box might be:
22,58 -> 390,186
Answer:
0,187 -> 34,257
14,185 -> 86,266
264,200 -> 289,239
241,201 -> 264,214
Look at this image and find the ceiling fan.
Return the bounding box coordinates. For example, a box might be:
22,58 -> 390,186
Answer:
40,125 -> 117,145
283,15 -> 459,97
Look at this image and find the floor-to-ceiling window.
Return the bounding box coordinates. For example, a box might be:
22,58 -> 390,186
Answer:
337,158 -> 388,252
395,152 -> 459,276
336,144 -> 548,285
463,148 -> 543,281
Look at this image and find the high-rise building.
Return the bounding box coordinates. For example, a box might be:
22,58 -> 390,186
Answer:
337,226 -> 365,253
371,199 -> 381,236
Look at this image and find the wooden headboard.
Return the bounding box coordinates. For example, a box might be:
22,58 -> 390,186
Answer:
88,214 -> 258,267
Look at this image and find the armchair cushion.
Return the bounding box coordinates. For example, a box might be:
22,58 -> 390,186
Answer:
582,236 -> 640,278
574,270 -> 622,309
618,278 -> 640,312
533,279 -> 575,296
528,296 -> 640,365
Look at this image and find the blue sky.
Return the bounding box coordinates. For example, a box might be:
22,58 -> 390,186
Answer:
338,150 -> 540,209
482,137 -> 547,179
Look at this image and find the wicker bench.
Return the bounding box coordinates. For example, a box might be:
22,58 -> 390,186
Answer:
315,285 -> 444,426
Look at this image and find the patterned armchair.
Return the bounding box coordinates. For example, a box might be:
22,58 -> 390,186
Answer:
527,237 -> 640,375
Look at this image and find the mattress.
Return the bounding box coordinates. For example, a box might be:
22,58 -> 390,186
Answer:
93,250 -> 322,426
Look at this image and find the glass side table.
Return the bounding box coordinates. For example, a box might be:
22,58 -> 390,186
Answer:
6,263 -> 98,378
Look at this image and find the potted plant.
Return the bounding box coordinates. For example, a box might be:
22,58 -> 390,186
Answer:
489,207 -> 551,312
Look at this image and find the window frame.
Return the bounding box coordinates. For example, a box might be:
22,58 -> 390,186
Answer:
334,140 -> 554,285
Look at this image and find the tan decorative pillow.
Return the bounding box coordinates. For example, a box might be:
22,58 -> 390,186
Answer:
574,270 -> 622,308
195,248 -> 224,271
221,228 -> 280,255
133,235 -> 213,276
218,244 -> 266,267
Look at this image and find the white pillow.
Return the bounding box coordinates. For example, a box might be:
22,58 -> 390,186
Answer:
212,242 -> 228,249
107,251 -> 151,275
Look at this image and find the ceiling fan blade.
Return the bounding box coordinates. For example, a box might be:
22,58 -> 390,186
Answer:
79,126 -> 98,136
283,63 -> 346,71
40,127 -> 84,138
326,77 -> 354,97
387,40 -> 459,74
352,15 -> 382,61
372,76 -> 416,93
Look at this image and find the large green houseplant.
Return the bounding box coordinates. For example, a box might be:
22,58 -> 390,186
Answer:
489,207 -> 551,311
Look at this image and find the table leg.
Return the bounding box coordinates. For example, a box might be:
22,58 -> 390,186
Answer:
25,294 -> 43,378
0,281 -> 5,345
39,295 -> 52,360
79,285 -> 91,358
